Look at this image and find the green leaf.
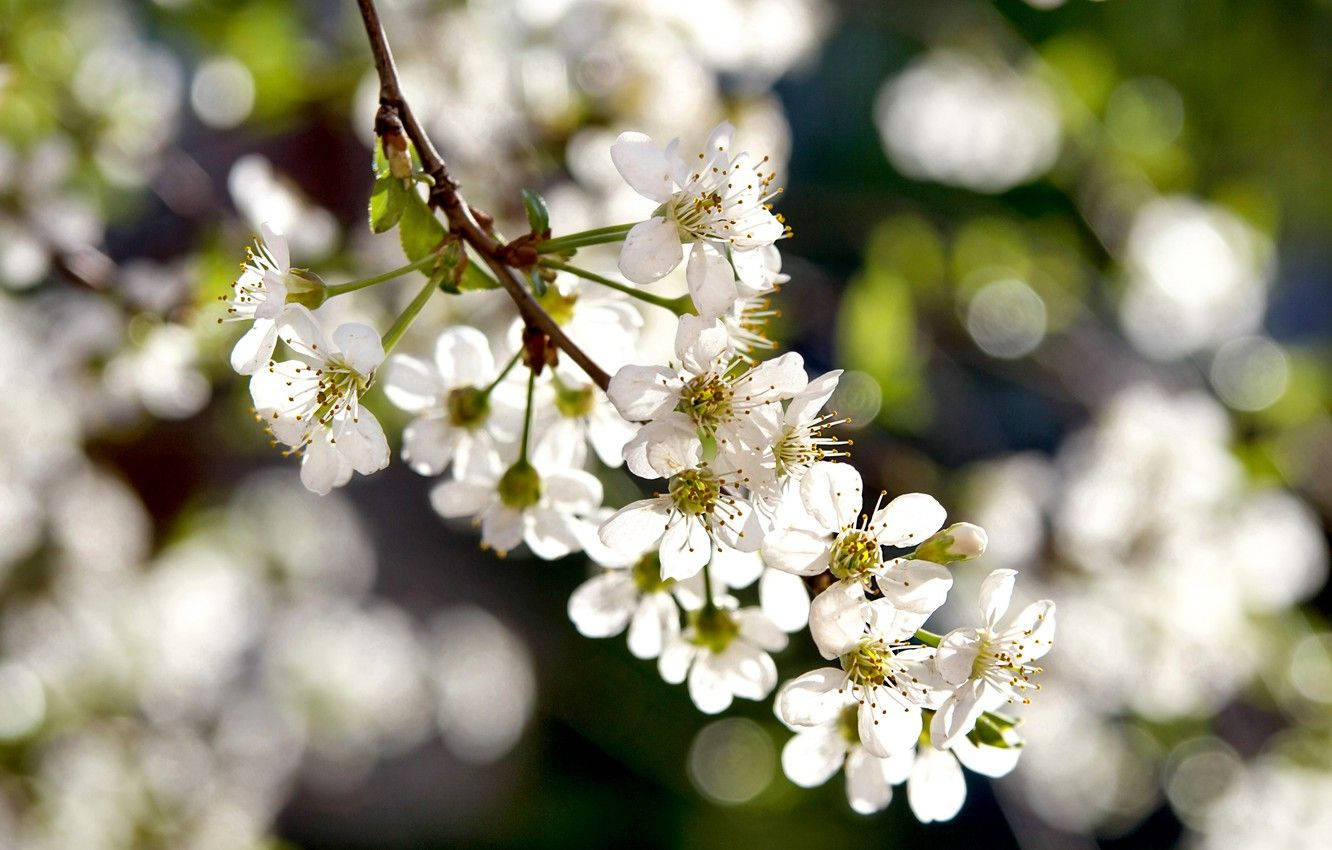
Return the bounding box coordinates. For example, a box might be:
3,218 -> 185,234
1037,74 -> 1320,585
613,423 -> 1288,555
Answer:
521,188 -> 549,234
398,190 -> 446,262
967,712 -> 1021,749
368,176 -> 407,234
373,139 -> 390,177
528,267 -> 547,297
458,263 -> 500,291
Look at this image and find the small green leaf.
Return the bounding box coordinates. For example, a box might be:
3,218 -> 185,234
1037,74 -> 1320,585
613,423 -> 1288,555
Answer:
967,712 -> 1022,749
528,267 -> 547,297
373,139 -> 390,177
458,263 -> 500,291
399,190 -> 446,262
368,176 -> 407,234
521,188 -> 549,234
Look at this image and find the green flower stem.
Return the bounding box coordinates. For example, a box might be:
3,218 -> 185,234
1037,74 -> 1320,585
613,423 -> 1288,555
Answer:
324,254 -> 437,297
535,223 -> 636,254
381,273 -> 439,353
480,349 -> 523,398
701,561 -> 718,615
517,364 -> 537,464
914,628 -> 942,647
538,259 -> 694,315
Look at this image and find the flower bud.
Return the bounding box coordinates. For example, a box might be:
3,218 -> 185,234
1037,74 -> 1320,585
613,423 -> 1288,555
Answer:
284,269 -> 327,309
911,522 -> 988,564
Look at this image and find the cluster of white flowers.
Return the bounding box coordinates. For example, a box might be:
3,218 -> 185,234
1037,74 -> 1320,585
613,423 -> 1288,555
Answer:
961,384 -> 1328,835
223,122 -> 1057,822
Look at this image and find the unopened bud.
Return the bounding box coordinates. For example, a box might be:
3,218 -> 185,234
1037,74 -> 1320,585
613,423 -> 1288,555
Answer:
912,522 -> 988,564
284,269 -> 327,309
383,132 -> 413,180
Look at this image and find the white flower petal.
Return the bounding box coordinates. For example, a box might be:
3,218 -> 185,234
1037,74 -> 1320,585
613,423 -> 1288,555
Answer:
1001,599 -> 1056,661
544,469 -> 603,513
978,569 -> 1018,626
735,608 -> 788,653
230,318 -> 279,375
871,493 -> 946,548
627,594 -> 678,660
598,499 -> 668,557
568,572 -> 637,638
800,462 -> 863,533
876,559 -> 953,616
858,699 -> 921,759
951,735 -> 1021,778
785,370 -> 841,427
674,314 -> 730,375
809,579 -> 868,660
733,351 -> 808,403
481,505 -> 526,554
260,223 -> 289,270
685,241 -> 740,319
300,433 -> 352,495
759,568 -> 810,632
332,322 -> 385,375
401,415 -> 460,476
782,729 -> 846,789
760,526 -> 832,576
844,748 -> 898,815
332,411 -> 389,475
929,679 -> 990,750
610,131 -> 676,202
435,325 -> 496,388
618,217 -> 683,284
658,637 -> 695,685
526,508 -> 583,560
383,354 -> 444,412
716,641 -> 777,700
775,667 -> 848,729
688,654 -> 734,714
429,478 -> 493,518
933,629 -> 981,686
907,746 -> 966,823
659,515 -> 710,581
607,364 -> 680,421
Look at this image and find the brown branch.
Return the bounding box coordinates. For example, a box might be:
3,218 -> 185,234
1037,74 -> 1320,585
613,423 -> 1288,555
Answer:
354,0 -> 611,391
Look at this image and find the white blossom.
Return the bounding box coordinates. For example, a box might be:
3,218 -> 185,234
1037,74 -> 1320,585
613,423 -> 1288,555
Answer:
659,604 -> 787,713
383,326 -> 522,477
931,569 -> 1055,749
611,122 -> 788,293
249,307 -> 389,495
223,224 -> 310,375
609,315 -> 807,480
430,452 -> 603,559
598,463 -> 762,582
762,462 -> 952,658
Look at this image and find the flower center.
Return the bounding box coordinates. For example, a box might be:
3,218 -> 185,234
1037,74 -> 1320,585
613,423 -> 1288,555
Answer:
680,373 -> 733,430
536,287 -> 578,325
312,362 -> 370,424
446,386 -> 490,428
631,552 -> 673,594
668,468 -> 721,516
497,460 -> 542,509
689,606 -> 739,654
836,704 -> 861,745
840,636 -> 897,688
553,382 -> 596,419
828,530 -> 880,581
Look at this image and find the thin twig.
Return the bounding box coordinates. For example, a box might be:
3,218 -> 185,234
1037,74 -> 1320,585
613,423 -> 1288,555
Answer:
353,0 -> 611,390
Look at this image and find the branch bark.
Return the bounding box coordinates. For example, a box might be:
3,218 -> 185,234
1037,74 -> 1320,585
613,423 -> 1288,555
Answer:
353,0 -> 611,391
